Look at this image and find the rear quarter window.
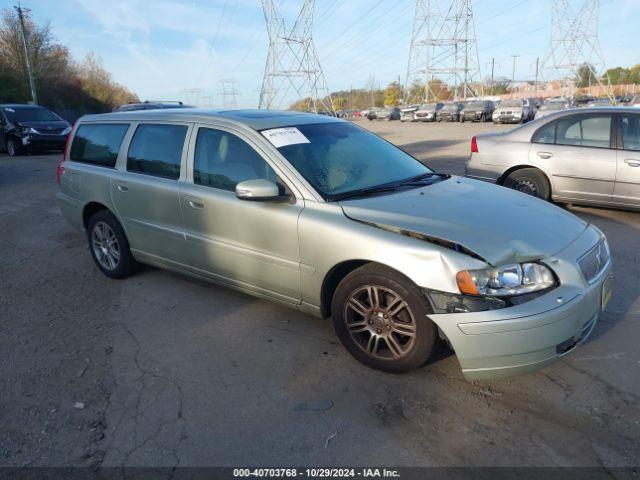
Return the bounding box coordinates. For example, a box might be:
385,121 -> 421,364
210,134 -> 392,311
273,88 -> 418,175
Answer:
126,124 -> 188,180
70,124 -> 130,168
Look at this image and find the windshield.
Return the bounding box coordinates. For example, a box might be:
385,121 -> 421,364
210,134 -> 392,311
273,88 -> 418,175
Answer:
500,99 -> 523,108
419,103 -> 436,110
268,122 -> 432,200
465,102 -> 484,109
442,103 -> 458,111
3,107 -> 61,123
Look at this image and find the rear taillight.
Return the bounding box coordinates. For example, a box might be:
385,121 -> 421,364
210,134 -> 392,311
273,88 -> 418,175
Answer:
58,121 -> 75,184
471,135 -> 478,153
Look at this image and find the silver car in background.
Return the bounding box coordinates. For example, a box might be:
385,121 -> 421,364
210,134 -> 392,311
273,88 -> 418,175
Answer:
466,107 -> 640,210
57,109 -> 612,380
493,98 -> 534,124
535,98 -> 570,119
413,102 -> 444,122
400,105 -> 419,122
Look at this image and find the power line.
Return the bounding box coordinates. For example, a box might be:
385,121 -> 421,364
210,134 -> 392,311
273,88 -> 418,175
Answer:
405,0 -> 482,102
218,79 -> 240,108
259,0 -> 333,113
541,0 -> 612,99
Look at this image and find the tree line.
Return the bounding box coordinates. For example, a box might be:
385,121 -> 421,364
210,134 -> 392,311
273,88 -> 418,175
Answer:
0,8 -> 138,120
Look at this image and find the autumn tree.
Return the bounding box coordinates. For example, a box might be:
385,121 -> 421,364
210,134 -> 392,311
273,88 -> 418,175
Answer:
383,82 -> 402,106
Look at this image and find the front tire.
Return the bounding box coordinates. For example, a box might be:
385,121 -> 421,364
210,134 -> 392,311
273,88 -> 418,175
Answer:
87,210 -> 139,279
331,263 -> 438,373
503,168 -> 550,201
6,138 -> 23,157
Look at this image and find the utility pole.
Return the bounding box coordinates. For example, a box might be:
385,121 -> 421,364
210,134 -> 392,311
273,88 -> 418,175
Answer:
533,56 -> 540,97
510,54 -> 520,98
487,58 -> 496,96
14,3 -> 38,104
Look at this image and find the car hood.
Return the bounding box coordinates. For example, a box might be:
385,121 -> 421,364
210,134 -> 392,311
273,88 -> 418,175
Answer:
15,120 -> 70,129
339,176 -> 588,266
497,107 -> 522,113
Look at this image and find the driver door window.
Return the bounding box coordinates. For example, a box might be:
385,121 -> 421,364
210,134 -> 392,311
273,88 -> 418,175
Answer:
194,128 -> 278,191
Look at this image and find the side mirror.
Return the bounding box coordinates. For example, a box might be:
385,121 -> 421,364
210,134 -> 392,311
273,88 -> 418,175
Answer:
235,179 -> 290,202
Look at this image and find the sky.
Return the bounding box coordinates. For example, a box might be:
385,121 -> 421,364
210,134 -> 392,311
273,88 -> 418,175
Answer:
4,0 -> 640,108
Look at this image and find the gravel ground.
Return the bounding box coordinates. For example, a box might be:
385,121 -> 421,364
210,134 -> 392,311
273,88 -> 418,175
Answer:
0,120 -> 639,470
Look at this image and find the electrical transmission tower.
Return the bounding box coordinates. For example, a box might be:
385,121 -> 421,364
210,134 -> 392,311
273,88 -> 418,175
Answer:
258,0 -> 334,113
541,0 -> 611,98
405,0 -> 482,104
218,79 -> 240,108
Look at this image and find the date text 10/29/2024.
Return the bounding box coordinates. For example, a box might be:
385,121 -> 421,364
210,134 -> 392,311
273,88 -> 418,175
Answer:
233,468 -> 401,478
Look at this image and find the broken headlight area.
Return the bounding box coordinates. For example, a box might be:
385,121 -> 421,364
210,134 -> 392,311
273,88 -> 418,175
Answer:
424,274 -> 558,314
424,290 -> 506,314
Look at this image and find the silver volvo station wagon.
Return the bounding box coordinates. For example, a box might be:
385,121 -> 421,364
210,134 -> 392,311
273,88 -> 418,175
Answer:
56,109 -> 613,380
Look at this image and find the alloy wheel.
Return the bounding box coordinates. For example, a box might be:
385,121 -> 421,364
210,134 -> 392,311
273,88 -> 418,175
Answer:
343,285 -> 417,360
91,221 -> 120,271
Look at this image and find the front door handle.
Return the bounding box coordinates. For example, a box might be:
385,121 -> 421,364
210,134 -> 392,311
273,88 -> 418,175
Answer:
537,151 -> 553,159
185,196 -> 204,209
624,159 -> 640,168
116,183 -> 129,192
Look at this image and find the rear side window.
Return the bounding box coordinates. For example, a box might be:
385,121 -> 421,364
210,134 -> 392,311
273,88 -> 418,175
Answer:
556,115 -> 611,148
127,124 -> 188,180
621,115 -> 640,151
70,124 -> 129,167
532,120 -> 557,144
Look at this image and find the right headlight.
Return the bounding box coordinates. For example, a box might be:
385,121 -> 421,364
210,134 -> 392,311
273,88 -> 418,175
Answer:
456,263 -> 556,297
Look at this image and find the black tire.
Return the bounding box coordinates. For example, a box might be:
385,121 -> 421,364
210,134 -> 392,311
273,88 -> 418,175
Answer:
6,138 -> 23,157
87,210 -> 139,279
331,263 -> 438,374
503,168 -> 551,201
460,116 -> 465,123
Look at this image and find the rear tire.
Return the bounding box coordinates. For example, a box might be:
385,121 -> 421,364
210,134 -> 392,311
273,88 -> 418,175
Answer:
87,210 -> 139,279
6,138 -> 22,157
503,168 -> 551,201
331,263 -> 438,374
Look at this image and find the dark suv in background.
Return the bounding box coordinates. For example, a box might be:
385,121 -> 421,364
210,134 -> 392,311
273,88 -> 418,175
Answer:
112,101 -> 193,112
460,100 -> 494,122
1,104 -> 71,156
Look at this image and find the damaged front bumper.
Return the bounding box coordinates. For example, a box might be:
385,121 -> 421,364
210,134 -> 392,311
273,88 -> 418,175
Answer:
426,229 -> 613,380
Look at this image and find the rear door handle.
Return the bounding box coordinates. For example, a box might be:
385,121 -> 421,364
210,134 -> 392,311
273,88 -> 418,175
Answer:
624,159 -> 640,167
537,151 -> 553,159
185,196 -> 204,209
116,183 -> 129,192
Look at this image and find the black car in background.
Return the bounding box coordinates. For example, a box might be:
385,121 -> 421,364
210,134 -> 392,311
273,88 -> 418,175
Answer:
112,101 -> 193,112
460,100 -> 494,122
1,104 -> 71,157
437,102 -> 464,122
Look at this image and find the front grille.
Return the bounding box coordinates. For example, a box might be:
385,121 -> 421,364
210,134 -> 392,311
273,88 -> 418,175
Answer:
35,128 -> 65,135
578,239 -> 610,284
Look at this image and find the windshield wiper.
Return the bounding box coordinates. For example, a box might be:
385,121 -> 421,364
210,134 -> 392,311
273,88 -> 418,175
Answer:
396,172 -> 449,186
332,184 -> 405,201
332,173 -> 448,202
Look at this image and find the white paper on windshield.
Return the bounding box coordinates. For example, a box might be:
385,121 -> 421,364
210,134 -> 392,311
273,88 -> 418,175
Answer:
261,127 -> 310,148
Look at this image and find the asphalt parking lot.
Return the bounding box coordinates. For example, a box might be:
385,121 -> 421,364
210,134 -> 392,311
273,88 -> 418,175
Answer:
1,120 -> 639,469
